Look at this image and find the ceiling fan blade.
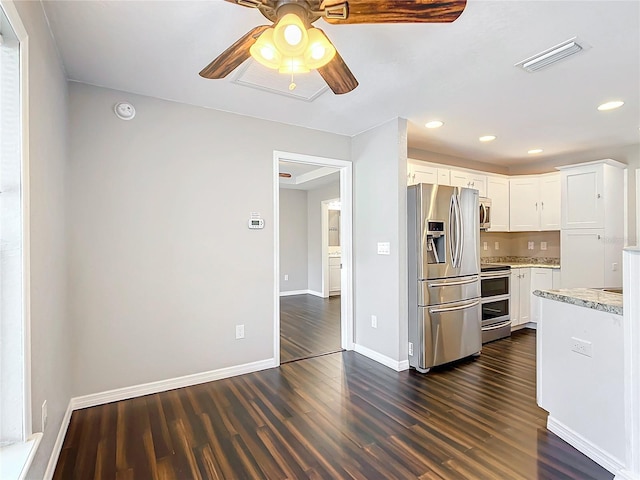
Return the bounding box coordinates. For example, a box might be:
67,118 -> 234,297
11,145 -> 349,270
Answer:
224,0 -> 264,8
199,25 -> 270,79
317,40 -> 359,94
322,0 -> 467,24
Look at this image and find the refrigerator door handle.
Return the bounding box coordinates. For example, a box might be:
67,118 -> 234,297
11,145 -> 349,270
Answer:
449,193 -> 457,266
428,277 -> 478,288
429,300 -> 480,314
456,193 -> 464,267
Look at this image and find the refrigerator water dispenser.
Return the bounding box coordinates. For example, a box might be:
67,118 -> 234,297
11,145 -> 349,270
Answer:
426,221 -> 445,264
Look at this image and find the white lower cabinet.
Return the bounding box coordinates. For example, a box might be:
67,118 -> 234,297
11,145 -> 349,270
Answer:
530,268 -> 553,324
561,229 -> 605,288
511,268 -> 530,328
329,256 -> 341,294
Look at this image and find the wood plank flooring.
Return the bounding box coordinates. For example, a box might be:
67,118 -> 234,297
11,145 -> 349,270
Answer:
53,330 -> 614,480
280,294 -> 341,364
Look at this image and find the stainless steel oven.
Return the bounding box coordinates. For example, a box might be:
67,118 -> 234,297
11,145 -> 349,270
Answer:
480,265 -> 511,343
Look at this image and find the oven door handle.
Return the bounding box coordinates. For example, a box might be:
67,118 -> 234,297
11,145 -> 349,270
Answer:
429,300 -> 479,314
428,276 -> 478,288
481,270 -> 510,278
482,320 -> 512,331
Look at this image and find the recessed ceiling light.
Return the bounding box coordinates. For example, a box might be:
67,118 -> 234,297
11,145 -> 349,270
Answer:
597,101 -> 624,111
528,149 -> 543,154
479,135 -> 496,142
425,121 -> 444,129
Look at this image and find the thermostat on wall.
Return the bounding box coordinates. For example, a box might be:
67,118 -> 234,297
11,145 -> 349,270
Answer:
248,212 -> 264,229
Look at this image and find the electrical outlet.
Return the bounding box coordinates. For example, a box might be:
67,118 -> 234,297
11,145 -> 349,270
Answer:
235,324 -> 245,339
528,241 -> 534,250
408,342 -> 414,356
494,242 -> 500,250
371,315 -> 377,328
483,241 -> 488,251
42,400 -> 48,431
284,274 -> 289,281
570,337 -> 592,357
541,242 -> 547,251
612,262 -> 618,272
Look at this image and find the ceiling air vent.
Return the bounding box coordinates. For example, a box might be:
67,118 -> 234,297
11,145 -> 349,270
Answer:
515,37 -> 586,72
233,60 -> 329,102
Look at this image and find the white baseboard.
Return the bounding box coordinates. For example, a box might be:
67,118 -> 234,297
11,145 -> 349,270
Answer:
44,358 -> 276,478
353,344 -> 409,371
43,402 -> 73,480
72,358 -> 276,410
279,289 -> 309,297
279,289 -> 325,298
547,416 -> 624,476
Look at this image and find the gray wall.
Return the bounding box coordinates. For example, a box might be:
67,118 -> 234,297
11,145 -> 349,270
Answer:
307,181 -> 340,294
12,2 -> 73,478
353,118 -> 408,363
67,82 -> 351,396
279,189 -> 308,292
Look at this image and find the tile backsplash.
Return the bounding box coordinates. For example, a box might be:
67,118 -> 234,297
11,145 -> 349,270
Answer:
480,231 -> 560,260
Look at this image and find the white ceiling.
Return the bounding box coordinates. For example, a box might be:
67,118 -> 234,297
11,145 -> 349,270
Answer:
41,0 -> 640,168
278,161 -> 339,190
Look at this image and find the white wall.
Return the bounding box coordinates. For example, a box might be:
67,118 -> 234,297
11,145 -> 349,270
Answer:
11,2 -> 72,478
67,82 -> 351,396
279,189 -> 308,292
307,181 -> 340,294
352,118 -> 408,367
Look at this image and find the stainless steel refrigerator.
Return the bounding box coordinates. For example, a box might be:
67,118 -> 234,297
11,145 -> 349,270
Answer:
407,184 -> 481,373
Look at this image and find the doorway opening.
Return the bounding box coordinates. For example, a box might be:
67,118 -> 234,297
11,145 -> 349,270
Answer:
273,151 -> 353,365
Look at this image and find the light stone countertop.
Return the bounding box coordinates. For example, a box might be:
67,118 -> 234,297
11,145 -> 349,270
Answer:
533,288 -> 623,315
482,256 -> 560,269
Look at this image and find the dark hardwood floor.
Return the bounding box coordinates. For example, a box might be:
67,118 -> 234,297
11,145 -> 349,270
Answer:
280,294 -> 341,363
53,330 -> 613,480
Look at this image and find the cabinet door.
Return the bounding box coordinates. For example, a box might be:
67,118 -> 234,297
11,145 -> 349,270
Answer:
509,177 -> 540,231
469,173 -> 487,197
530,268 -> 553,323
510,269 -> 521,326
413,164 -> 438,185
561,165 -> 604,229
519,268 -> 530,324
450,170 -> 470,189
539,173 -> 561,230
560,229 -> 605,288
329,257 -> 341,292
486,176 -> 509,232
437,168 -> 451,186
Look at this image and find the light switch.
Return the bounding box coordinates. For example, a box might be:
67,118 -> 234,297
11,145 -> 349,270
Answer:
483,241 -> 488,251
377,242 -> 391,255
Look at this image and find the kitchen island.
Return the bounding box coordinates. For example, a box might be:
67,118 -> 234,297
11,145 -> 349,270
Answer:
534,286 -> 625,476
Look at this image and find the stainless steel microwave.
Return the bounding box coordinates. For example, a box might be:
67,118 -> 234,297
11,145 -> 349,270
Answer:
479,197 -> 491,230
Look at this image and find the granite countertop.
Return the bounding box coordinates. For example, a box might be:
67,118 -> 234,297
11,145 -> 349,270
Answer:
482,256 -> 560,269
533,288 -> 623,315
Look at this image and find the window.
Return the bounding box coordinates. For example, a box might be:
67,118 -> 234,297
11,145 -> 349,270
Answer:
0,1 -> 26,447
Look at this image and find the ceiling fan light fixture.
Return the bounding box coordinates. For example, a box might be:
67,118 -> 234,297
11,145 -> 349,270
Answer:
278,56 -> 310,74
250,28 -> 282,69
274,13 -> 308,56
304,28 -> 335,69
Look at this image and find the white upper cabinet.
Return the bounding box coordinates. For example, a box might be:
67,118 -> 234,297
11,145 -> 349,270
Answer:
437,168 -> 451,186
407,160 -> 438,186
560,162 -> 606,229
539,173 -> 561,230
509,177 -> 540,231
560,229 -> 605,287
486,175 -> 509,232
450,169 -> 487,197
509,173 -> 560,231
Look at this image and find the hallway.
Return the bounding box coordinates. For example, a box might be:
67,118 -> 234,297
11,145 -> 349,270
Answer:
280,294 -> 341,363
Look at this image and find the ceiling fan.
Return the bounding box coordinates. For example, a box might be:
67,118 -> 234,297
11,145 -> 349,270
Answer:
199,0 -> 467,94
